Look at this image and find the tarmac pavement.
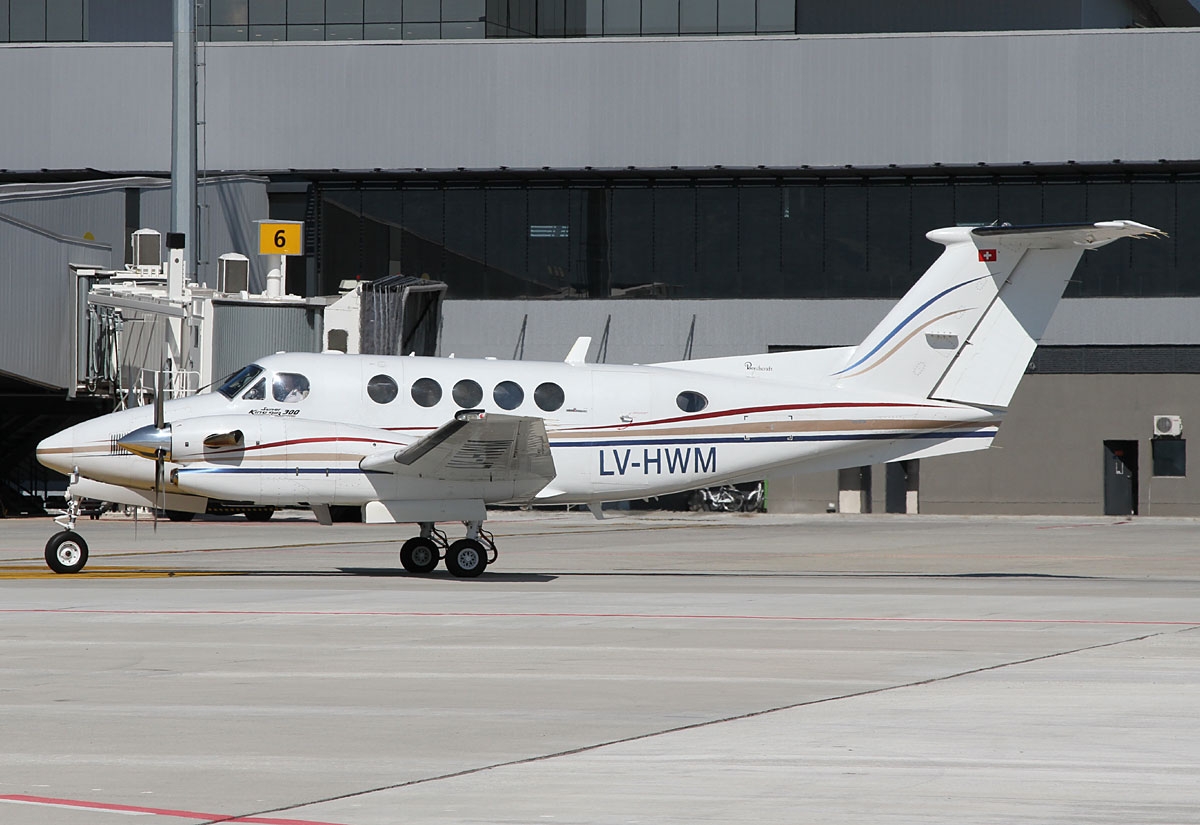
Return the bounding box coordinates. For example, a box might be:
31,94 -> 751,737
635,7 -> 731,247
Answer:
0,510 -> 1197,824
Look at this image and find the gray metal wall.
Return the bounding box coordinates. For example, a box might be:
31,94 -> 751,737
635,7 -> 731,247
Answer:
0,29 -> 1197,173
0,213 -> 111,389
439,297 -> 1200,365
139,176 -> 272,289
210,302 -> 323,384
0,175 -> 270,286
0,176 -> 271,391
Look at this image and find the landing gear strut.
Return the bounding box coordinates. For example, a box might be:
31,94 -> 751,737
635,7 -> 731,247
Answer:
46,498 -> 89,574
399,520 -> 497,578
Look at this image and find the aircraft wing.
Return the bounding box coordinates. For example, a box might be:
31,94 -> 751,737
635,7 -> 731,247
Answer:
359,410 -> 556,484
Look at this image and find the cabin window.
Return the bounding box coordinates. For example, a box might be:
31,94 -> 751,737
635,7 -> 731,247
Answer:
493,380 -> 524,410
534,382 -> 564,412
453,379 -> 483,408
218,364 -> 263,399
367,374 -> 399,404
676,391 -> 708,413
273,372 -> 311,403
243,378 -> 266,401
409,377 -> 441,407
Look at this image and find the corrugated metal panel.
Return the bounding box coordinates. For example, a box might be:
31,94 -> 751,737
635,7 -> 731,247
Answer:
0,176 -> 270,390
0,30 -> 1197,172
438,296 -> 1200,364
210,303 -> 322,383
0,213 -> 111,388
140,176 -> 270,289
0,189 -> 127,251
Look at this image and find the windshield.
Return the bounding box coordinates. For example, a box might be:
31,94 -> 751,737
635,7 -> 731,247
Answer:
216,364 -> 264,399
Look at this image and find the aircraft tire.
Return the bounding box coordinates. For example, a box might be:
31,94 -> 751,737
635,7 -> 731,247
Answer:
400,537 -> 440,574
445,538 -> 487,578
165,510 -> 195,522
243,507 -> 274,522
45,531 -> 89,574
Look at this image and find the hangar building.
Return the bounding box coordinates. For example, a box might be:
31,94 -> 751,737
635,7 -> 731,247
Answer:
2,0 -> 1199,515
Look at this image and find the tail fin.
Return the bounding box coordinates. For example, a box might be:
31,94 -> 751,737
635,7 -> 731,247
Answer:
833,221 -> 1163,407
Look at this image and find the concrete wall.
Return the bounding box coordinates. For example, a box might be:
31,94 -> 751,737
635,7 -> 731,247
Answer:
766,374 -> 1200,516
0,28 -> 1198,173
921,373 -> 1200,515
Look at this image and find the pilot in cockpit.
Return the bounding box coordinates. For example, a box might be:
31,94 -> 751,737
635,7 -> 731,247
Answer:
273,372 -> 310,403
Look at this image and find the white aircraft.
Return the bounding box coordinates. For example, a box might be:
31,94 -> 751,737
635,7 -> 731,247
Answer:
36,221 -> 1161,576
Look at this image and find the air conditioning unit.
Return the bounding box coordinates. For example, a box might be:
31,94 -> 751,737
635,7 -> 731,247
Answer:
1153,414 -> 1183,438
218,253 -> 250,294
131,228 -> 162,271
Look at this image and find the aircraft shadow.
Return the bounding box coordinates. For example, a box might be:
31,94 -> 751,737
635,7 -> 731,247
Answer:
338,568 -> 557,582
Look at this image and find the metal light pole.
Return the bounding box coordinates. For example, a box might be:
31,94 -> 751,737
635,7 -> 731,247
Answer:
170,0 -> 197,299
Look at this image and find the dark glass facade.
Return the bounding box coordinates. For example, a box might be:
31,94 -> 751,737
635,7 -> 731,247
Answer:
3,0 -> 1187,43
312,173 -> 1200,301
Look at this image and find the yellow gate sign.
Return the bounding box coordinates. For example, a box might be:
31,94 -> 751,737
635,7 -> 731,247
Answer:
258,221 -> 303,256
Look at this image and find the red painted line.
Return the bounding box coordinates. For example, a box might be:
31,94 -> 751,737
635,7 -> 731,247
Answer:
213,435 -> 406,457
0,794 -> 348,824
0,608 -> 1194,626
562,401 -> 944,432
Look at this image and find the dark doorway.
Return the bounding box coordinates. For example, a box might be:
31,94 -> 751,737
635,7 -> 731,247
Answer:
885,459 -> 920,514
1103,440 -> 1139,516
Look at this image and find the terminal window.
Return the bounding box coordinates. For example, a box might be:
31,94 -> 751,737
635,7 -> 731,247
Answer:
1152,439 -> 1186,478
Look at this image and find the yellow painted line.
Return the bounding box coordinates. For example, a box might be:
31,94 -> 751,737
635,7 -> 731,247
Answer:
0,567 -> 246,580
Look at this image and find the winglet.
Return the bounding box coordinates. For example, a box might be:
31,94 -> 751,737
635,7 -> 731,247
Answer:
565,337 -> 591,365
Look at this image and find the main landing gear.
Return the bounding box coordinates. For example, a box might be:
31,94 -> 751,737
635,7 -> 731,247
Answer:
45,498 -> 89,574
399,520 -> 497,579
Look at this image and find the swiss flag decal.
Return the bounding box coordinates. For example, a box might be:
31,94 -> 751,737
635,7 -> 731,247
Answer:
978,249 -> 998,263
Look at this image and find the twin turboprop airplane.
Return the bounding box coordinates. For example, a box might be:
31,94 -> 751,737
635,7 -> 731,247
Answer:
36,221 -> 1161,576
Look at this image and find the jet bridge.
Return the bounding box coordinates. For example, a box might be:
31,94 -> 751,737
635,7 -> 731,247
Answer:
1,219 -> 445,510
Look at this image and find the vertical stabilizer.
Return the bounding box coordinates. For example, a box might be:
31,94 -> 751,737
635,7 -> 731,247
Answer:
833,221 -> 1162,407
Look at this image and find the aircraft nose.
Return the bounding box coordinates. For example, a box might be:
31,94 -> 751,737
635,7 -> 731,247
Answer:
36,427 -> 76,475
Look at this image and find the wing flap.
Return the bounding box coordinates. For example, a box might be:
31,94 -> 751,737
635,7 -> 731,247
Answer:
359,410 -> 556,486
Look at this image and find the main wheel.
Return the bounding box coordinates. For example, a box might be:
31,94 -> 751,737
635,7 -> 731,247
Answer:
400,537 -> 440,574
243,507 -> 274,522
165,510 -> 195,522
445,538 -> 487,578
45,531 -> 89,574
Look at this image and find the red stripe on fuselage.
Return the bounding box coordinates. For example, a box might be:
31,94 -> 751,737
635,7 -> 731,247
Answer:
562,401 -> 946,432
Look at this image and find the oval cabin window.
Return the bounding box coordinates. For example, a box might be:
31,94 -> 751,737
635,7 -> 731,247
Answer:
453,379 -> 483,408
408,377 -> 441,407
368,374 -> 399,404
493,380 -> 524,410
676,391 -> 708,413
534,382 -> 565,412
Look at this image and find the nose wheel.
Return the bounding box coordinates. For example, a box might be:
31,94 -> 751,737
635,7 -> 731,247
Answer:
46,531 -> 89,574
400,521 -> 497,578
45,498 -> 89,574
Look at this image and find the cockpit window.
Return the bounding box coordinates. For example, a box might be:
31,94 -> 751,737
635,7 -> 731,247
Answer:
272,372 -> 310,403
217,364 -> 264,399
244,378 -> 266,400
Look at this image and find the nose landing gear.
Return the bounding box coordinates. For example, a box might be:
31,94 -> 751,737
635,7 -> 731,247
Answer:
46,498 -> 89,574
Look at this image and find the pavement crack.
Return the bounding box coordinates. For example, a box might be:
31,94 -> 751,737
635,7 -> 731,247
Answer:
197,626 -> 1190,825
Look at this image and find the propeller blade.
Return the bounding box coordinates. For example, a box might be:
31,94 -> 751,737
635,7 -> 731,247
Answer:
153,450 -> 163,532
154,370 -> 166,430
